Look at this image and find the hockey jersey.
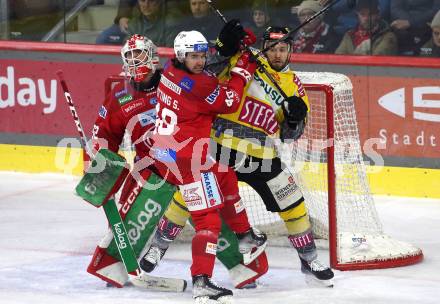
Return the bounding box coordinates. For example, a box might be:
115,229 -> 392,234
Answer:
92,71 -> 161,159
150,61 -> 246,185
211,55 -> 310,159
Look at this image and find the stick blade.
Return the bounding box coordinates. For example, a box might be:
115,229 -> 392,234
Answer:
129,273 -> 187,292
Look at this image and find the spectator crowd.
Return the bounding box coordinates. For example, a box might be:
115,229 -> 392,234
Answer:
2,0 -> 440,57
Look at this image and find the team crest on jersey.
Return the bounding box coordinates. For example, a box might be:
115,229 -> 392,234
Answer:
138,109 -> 156,127
118,94 -> 133,105
205,86 -> 220,104
149,97 -> 157,105
153,148 -> 176,163
98,105 -> 107,118
179,77 -> 194,92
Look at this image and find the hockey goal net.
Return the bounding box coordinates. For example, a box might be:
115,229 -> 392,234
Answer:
239,71 -> 423,270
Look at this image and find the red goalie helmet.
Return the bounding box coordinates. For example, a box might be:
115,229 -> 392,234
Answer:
121,34 -> 159,83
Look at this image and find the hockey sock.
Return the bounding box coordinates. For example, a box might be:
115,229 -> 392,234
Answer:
151,216 -> 184,250
191,230 -> 219,277
220,199 -> 250,234
288,228 -> 317,262
165,191 -> 191,226
190,210 -> 222,277
279,202 -> 318,262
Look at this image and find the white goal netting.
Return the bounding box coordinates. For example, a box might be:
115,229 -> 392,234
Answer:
239,72 -> 423,269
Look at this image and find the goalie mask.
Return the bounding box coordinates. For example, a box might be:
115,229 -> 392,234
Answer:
262,26 -> 292,71
121,34 -> 159,83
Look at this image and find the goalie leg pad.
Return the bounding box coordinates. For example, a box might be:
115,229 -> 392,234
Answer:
87,246 -> 128,288
228,251 -> 268,289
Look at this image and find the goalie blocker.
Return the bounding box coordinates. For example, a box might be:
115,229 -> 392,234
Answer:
84,152 -> 268,289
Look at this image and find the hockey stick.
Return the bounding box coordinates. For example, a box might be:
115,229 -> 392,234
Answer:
207,0 -> 341,103
56,71 -> 186,292
260,0 -> 342,54
206,0 -> 287,99
206,0 -> 298,118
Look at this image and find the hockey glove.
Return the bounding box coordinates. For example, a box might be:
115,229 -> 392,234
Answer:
215,19 -> 246,57
243,28 -> 257,48
230,51 -> 257,85
285,96 -> 308,127
280,96 -> 308,142
280,118 -> 306,142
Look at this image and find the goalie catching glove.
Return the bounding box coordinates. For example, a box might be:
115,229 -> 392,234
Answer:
281,96 -> 308,142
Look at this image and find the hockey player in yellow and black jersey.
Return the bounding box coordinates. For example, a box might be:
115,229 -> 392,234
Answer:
210,25 -> 334,286
140,22 -> 334,288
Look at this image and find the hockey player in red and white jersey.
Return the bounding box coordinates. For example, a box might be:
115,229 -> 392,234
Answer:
86,34 -> 167,287
140,23 -> 334,288
91,35 -> 159,158
87,33 -> 268,292
149,30 -> 267,303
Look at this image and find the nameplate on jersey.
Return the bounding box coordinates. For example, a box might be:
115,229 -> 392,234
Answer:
179,172 -> 222,212
160,75 -> 181,95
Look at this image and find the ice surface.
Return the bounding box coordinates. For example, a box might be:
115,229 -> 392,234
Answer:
0,172 -> 439,304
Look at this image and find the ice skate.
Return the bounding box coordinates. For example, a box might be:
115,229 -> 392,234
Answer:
139,245 -> 168,273
236,228 -> 267,265
300,257 -> 334,287
192,275 -> 233,304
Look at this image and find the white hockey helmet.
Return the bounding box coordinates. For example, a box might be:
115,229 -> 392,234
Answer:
121,34 -> 159,82
173,30 -> 209,62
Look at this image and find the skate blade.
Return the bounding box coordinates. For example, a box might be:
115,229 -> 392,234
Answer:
304,274 -> 334,288
195,295 -> 233,304
242,241 -> 267,265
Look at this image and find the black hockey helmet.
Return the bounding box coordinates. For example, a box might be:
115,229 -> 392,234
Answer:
262,26 -> 292,71
262,26 -> 293,51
